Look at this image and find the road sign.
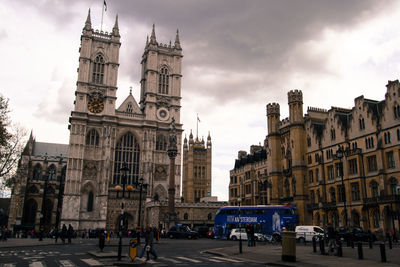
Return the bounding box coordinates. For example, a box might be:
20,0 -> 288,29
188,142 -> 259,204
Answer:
129,239 -> 138,261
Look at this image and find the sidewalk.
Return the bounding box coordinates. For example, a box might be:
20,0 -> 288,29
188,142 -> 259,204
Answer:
0,238 -> 65,249
203,243 -> 400,267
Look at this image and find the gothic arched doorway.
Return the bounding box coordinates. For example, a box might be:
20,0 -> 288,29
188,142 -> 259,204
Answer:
22,198 -> 38,225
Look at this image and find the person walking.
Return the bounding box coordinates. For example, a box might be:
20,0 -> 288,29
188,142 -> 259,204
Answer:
139,226 -> 157,261
61,224 -> 67,244
67,224 -> 73,244
54,228 -> 59,243
327,223 -> 336,255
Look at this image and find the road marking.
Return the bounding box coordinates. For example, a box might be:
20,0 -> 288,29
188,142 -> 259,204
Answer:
176,256 -> 202,263
208,258 -> 224,262
74,252 -> 86,256
59,260 -> 76,267
29,262 -> 45,267
81,258 -> 103,266
210,256 -> 243,263
158,257 -> 182,263
2,264 -> 16,267
60,254 -> 71,256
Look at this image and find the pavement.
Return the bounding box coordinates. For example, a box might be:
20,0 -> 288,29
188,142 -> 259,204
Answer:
203,242 -> 400,267
1,238 -> 400,266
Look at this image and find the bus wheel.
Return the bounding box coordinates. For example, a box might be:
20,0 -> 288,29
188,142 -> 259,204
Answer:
298,237 -> 305,243
231,236 -> 237,241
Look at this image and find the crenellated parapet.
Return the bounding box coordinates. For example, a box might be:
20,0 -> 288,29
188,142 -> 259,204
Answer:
267,103 -> 280,116
288,89 -> 303,104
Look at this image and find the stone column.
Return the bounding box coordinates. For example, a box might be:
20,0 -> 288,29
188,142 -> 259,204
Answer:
167,118 -> 178,228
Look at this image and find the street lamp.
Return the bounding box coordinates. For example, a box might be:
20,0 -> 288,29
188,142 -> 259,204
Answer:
336,146 -> 348,227
39,168 -> 53,241
136,177 -> 148,245
115,162 -> 132,261
238,197 -> 242,254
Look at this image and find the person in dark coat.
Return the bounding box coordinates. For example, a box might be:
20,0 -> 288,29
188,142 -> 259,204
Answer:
61,224 -> 67,244
99,230 -> 105,251
67,224 -> 73,244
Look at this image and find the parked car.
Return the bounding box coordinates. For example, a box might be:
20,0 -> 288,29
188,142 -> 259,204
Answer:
229,228 -> 266,241
193,226 -> 209,238
167,225 -> 199,239
295,225 -> 325,242
337,226 -> 376,242
206,228 -> 215,238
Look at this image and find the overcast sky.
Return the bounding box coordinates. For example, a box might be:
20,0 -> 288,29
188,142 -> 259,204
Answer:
1,0 -> 400,200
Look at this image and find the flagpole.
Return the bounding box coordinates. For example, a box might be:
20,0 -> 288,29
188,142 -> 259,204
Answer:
101,0 -> 105,32
196,113 -> 199,139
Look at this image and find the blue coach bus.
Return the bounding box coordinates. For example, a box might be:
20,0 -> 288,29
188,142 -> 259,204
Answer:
214,205 -> 298,239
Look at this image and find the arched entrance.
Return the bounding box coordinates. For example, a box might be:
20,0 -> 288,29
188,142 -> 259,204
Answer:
115,212 -> 134,232
22,198 -> 38,225
351,210 -> 360,227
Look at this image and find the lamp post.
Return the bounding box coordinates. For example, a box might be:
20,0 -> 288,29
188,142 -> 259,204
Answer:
39,169 -> 53,241
115,162 -> 132,261
336,147 -> 348,227
238,197 -> 242,253
136,177 -> 147,245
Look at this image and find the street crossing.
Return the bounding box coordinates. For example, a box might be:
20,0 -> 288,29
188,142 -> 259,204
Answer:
0,258 -> 106,267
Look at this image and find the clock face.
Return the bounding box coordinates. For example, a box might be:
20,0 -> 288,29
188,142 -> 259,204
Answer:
88,98 -> 104,113
157,108 -> 169,121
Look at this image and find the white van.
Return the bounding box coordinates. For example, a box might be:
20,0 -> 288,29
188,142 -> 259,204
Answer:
295,226 -> 324,242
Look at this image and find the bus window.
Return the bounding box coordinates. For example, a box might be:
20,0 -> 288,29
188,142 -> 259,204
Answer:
226,209 -> 237,215
283,209 -> 292,215
226,224 -> 236,230
255,209 -> 265,215
243,209 -> 254,215
216,209 -> 226,215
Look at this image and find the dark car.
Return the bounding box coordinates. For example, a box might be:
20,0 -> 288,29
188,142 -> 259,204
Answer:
167,225 -> 199,239
193,226 -> 209,238
337,226 -> 376,242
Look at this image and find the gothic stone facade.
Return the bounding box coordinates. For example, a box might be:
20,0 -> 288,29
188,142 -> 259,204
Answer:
182,132 -> 212,203
229,81 -> 400,237
8,134 -> 68,232
60,11 -> 183,231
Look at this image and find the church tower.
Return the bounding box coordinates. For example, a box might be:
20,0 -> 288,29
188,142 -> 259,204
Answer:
61,10 -> 121,230
182,131 -> 212,203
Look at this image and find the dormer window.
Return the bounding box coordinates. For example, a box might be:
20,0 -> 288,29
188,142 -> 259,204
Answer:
330,129 -> 336,140
394,105 -> 400,119
158,67 -> 169,94
384,132 -> 391,144
92,55 -> 105,84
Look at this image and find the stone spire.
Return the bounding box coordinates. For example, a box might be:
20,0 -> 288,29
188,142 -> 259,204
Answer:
145,35 -> 149,47
150,24 -> 157,45
129,86 -> 132,95
112,14 -> 120,36
174,29 -> 181,50
84,9 -> 92,31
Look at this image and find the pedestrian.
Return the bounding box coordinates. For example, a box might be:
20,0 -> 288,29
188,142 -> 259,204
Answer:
139,226 -> 158,260
246,224 -> 251,246
99,229 -> 105,252
54,228 -> 59,243
327,223 -> 336,255
61,224 -> 67,243
67,224 -> 73,244
250,224 -> 255,247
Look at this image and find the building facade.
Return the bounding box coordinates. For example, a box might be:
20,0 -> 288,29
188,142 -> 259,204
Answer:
229,81 -> 400,237
182,131 -> 212,202
60,10 -> 183,231
8,134 -> 68,232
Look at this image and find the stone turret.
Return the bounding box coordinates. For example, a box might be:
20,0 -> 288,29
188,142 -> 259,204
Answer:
288,90 -> 303,123
267,103 -> 280,134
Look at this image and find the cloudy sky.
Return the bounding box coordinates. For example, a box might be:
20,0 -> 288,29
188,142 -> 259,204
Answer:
2,0 -> 400,200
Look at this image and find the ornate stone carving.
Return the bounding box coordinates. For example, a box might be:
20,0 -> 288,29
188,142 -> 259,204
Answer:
83,161 -> 97,179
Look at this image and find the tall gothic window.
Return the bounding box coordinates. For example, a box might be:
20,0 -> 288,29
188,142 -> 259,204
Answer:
158,67 -> 169,94
284,179 -> 290,197
47,164 -> 57,180
370,180 -> 379,197
86,129 -> 99,146
127,102 -> 133,113
32,164 -> 42,180
156,134 -> 167,151
87,191 -> 94,212
113,132 -> 140,185
92,55 -> 105,84
329,187 -> 336,202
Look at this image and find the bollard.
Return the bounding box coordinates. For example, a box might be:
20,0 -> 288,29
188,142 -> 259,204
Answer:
388,237 -> 392,250
337,240 -> 343,257
319,238 -> 325,255
281,231 -> 296,262
312,237 -> 317,252
357,242 -> 363,260
380,243 -> 387,262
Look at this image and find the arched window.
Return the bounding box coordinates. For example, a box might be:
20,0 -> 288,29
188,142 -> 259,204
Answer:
86,129 -> 99,146
330,129 -> 336,140
184,213 -> 189,220
22,199 -> 37,225
32,164 -> 42,180
359,118 -> 365,130
43,198 -> 53,226
47,165 -> 57,180
372,209 -> 380,228
61,166 -> 66,182
284,179 -> 290,197
394,105 -> 400,119
292,177 -> 296,196
27,186 -> 39,194
370,180 -> 379,197
158,67 -> 169,94
310,190 -> 315,203
329,187 -> 336,202
113,132 -> 140,185
87,191 -> 94,212
126,102 -> 133,113
46,186 -> 55,195
92,55 -> 105,84
156,134 -> 167,151
389,177 -> 398,195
